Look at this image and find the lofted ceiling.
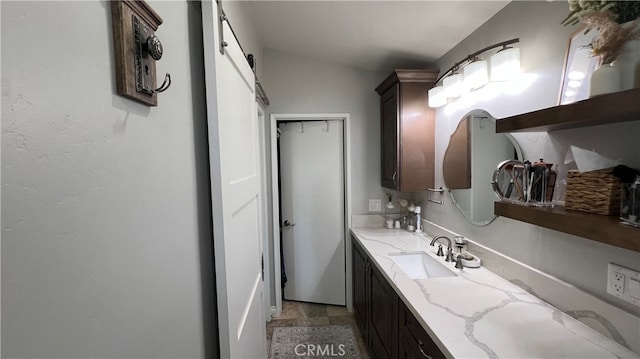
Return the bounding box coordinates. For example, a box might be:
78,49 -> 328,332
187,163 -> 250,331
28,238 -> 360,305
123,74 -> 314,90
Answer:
244,1 -> 511,73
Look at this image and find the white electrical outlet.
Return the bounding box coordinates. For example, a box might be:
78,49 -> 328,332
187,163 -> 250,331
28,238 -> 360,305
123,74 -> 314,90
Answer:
613,272 -> 625,293
369,199 -> 382,212
607,263 -> 640,307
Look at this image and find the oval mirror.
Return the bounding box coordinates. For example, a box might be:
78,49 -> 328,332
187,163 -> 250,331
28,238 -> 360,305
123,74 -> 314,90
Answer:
443,110 -> 522,226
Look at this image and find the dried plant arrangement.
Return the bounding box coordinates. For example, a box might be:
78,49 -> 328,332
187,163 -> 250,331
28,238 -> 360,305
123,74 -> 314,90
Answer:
562,1 -> 640,64
562,1 -> 640,26
580,10 -> 640,64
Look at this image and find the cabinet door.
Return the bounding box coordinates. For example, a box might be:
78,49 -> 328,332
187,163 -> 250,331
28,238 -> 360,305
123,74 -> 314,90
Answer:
369,263 -> 398,359
398,82 -> 435,191
351,238 -> 368,334
399,301 -> 445,359
381,84 -> 399,190
376,69 -> 437,192
399,334 -> 426,359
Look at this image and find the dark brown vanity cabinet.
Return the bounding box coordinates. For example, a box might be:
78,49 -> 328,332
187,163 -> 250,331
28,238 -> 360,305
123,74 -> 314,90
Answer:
352,237 -> 368,334
352,236 -> 445,359
399,301 -> 446,359
369,259 -> 399,359
375,69 -> 439,192
352,238 -> 398,359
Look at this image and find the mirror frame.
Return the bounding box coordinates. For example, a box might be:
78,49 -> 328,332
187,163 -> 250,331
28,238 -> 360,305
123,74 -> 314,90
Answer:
443,110 -> 523,226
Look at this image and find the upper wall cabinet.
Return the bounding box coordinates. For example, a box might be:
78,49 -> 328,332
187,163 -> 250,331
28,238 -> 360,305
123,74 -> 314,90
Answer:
375,69 -> 439,192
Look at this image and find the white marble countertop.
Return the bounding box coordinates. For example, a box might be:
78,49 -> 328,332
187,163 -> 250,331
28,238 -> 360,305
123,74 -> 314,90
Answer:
351,226 -> 638,359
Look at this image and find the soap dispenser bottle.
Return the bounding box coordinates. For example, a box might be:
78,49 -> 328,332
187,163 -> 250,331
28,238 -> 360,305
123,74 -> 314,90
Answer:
414,206 -> 422,233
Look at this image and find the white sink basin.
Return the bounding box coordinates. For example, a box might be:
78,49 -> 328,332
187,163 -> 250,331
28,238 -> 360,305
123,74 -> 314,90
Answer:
389,251 -> 456,279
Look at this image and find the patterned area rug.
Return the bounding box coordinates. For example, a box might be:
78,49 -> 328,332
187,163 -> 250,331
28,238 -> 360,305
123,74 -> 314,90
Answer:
269,325 -> 361,359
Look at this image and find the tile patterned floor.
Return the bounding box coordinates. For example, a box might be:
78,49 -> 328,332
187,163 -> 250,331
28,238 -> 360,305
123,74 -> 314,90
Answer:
266,300 -> 375,358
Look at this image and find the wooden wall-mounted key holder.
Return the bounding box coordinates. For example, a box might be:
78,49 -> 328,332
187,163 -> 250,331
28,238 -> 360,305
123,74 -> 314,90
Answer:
111,0 -> 170,106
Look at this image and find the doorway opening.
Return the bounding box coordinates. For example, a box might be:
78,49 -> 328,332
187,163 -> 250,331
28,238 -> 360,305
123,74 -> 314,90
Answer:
270,114 -> 352,317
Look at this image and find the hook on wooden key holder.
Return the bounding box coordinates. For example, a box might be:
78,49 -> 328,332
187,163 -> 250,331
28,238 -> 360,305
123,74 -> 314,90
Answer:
111,0 -> 171,106
152,73 -> 171,94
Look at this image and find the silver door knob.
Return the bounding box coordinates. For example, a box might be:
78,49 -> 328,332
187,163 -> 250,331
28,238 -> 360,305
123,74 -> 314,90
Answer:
283,220 -> 295,227
145,35 -> 163,60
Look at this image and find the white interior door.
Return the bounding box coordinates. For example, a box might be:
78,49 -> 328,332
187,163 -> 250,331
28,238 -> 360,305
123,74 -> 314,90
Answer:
202,3 -> 266,358
279,120 -> 346,306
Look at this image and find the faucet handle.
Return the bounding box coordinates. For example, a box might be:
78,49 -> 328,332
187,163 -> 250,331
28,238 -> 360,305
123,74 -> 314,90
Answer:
455,254 -> 464,269
436,244 -> 444,257
445,247 -> 454,262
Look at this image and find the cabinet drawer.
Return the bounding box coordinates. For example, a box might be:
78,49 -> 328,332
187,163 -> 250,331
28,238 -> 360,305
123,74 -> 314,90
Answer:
399,301 -> 446,359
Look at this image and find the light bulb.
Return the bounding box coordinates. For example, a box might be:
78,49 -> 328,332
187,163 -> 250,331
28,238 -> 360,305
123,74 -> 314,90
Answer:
443,73 -> 465,98
428,86 -> 446,108
463,60 -> 489,90
491,47 -> 520,81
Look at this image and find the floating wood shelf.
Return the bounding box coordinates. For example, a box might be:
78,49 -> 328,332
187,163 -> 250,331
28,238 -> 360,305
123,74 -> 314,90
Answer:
495,201 -> 640,253
496,88 -> 640,133
494,89 -> 640,252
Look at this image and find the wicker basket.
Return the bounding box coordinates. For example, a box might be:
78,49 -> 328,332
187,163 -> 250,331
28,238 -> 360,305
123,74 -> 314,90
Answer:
565,168 -> 622,215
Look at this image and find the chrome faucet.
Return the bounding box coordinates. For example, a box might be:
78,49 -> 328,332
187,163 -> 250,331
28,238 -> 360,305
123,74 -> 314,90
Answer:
429,235 -> 454,262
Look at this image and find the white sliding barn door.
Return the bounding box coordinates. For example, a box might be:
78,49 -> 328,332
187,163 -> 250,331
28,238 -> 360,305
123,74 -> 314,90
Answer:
202,3 -> 266,358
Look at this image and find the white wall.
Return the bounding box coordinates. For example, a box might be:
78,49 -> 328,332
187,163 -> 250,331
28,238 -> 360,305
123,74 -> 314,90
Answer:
262,48 -> 385,302
263,48 -> 385,214
421,1 -> 640,316
1,1 -> 216,357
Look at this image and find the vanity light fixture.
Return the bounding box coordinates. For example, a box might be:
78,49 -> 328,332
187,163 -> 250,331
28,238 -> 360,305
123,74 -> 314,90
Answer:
463,59 -> 489,90
428,38 -> 520,108
428,86 -> 447,108
443,71 -> 465,98
490,46 -> 521,81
